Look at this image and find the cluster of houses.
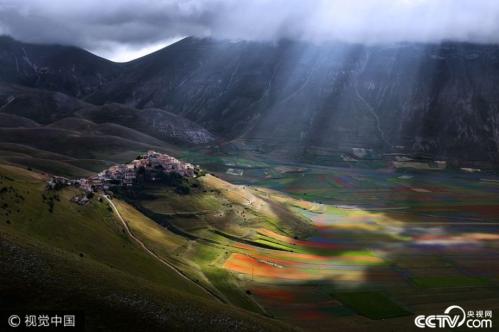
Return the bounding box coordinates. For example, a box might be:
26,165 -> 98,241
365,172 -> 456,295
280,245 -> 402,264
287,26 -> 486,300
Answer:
47,151 -> 200,201
47,176 -> 76,190
92,151 -> 198,190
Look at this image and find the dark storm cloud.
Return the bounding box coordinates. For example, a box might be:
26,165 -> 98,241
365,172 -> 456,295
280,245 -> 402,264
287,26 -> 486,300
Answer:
0,1 -> 199,48
1,0 -> 499,61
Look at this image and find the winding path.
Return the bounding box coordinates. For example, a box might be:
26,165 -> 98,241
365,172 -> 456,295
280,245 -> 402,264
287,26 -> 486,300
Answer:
354,51 -> 391,147
102,195 -> 227,303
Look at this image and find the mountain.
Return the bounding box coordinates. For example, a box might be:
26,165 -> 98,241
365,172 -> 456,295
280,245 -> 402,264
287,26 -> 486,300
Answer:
88,38 -> 499,166
2,36 -> 499,166
0,36 -> 122,97
2,36 -> 499,332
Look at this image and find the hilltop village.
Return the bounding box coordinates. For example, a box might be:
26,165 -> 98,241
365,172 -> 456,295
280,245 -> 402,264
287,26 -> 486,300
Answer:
47,151 -> 201,203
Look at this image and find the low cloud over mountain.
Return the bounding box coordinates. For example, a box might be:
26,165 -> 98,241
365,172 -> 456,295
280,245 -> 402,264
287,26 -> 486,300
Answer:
1,0 -> 499,61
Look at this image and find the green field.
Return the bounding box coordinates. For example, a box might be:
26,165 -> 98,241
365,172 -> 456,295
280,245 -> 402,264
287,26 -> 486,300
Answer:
333,291 -> 412,319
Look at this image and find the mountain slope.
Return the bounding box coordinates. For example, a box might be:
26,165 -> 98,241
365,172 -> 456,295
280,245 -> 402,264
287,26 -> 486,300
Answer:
2,36 -> 499,165
0,83 -> 216,176
0,164 -> 294,331
89,38 -> 499,165
0,83 -> 215,144
0,36 -> 121,97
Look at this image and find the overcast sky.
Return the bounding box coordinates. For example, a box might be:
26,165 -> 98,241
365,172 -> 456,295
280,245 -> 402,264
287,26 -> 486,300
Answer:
1,0 -> 499,62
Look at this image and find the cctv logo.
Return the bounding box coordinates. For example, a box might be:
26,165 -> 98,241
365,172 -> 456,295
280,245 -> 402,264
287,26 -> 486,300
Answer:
415,305 -> 493,329
415,305 -> 466,328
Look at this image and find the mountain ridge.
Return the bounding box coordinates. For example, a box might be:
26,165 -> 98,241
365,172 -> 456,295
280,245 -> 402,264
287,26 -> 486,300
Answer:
1,36 -> 499,165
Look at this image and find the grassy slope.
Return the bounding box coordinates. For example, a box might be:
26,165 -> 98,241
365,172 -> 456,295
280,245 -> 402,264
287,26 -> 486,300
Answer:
0,164 -> 293,331
121,174 -> 316,317
114,192 -> 272,315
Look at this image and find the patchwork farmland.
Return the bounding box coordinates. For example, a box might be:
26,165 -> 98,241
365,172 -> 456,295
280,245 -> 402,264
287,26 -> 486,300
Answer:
128,157 -> 499,331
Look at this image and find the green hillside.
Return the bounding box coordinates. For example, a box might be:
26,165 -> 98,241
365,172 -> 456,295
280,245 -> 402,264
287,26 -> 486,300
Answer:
0,164 -> 293,331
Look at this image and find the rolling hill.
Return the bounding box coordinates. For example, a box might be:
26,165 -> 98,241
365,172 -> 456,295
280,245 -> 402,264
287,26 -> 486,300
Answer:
0,82 -> 216,176
0,163 -> 295,331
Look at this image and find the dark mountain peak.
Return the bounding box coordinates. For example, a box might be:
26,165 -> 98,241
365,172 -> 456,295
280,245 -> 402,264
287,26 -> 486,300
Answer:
0,35 -> 16,43
0,36 -> 122,97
